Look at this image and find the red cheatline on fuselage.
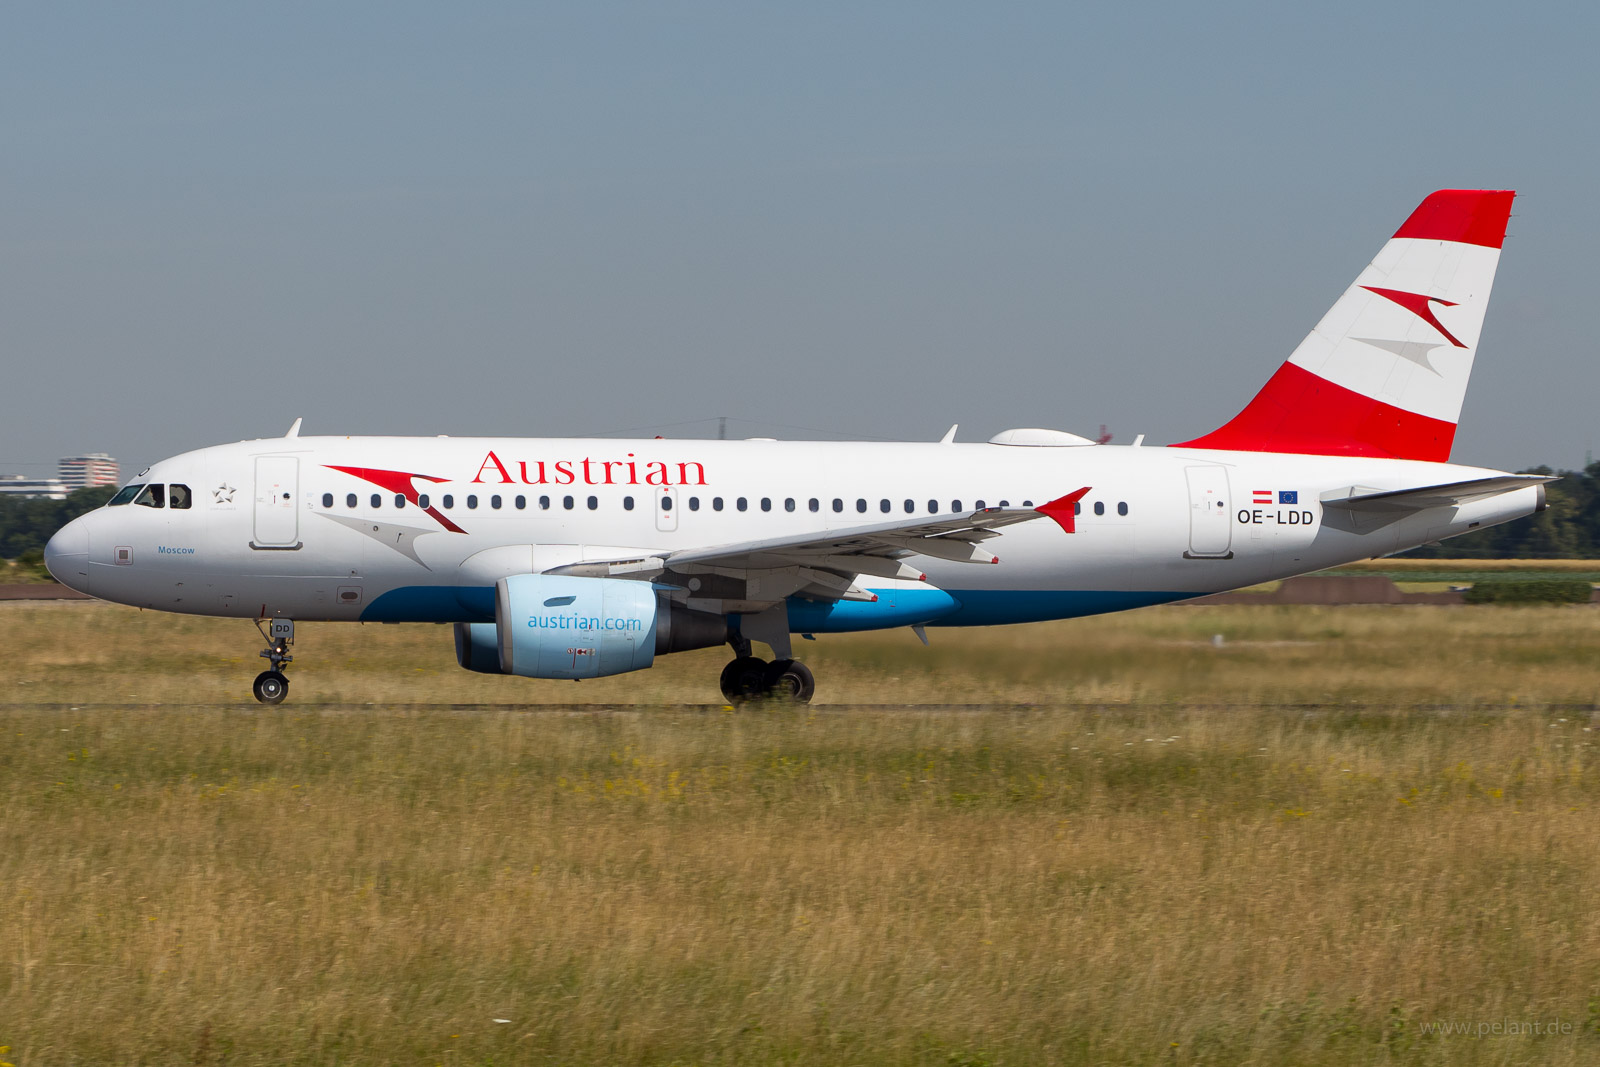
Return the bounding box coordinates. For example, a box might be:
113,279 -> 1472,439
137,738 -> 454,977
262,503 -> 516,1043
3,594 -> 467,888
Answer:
325,466 -> 467,534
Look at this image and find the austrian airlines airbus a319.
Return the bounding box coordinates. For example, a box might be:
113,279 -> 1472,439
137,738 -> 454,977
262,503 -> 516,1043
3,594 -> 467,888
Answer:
45,190 -> 1546,704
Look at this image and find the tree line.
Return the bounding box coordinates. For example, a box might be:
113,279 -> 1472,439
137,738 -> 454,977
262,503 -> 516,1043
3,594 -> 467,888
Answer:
2,465 -> 1600,572
0,486 -> 117,563
1404,464 -> 1600,558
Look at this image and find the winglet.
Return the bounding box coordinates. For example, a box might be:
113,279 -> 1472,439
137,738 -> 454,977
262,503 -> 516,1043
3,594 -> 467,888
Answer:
1035,487 -> 1092,533
285,418 -> 303,438
939,424 -> 958,444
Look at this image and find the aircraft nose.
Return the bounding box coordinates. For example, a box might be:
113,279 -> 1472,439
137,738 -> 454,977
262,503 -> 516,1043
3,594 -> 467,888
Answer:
44,516 -> 91,593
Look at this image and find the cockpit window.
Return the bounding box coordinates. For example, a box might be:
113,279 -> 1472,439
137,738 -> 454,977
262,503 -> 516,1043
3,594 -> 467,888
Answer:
169,484 -> 192,510
133,484 -> 166,509
108,483 -> 144,506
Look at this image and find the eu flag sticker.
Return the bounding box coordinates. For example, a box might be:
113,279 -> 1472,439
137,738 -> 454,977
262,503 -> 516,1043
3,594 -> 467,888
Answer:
1278,491 -> 1298,505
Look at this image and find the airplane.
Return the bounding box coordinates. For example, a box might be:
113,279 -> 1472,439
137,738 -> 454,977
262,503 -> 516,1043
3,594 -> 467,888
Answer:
44,189 -> 1549,705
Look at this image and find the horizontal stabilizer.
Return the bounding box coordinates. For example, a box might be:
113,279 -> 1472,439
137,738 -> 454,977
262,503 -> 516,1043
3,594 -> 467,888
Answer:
1320,475 -> 1553,514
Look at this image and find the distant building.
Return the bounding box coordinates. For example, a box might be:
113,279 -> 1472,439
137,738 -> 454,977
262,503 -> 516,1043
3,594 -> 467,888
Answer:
58,453 -> 119,490
0,475 -> 68,500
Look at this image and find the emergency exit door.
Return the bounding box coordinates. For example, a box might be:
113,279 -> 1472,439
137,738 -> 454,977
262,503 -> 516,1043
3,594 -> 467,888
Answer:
253,456 -> 300,548
1184,465 -> 1233,559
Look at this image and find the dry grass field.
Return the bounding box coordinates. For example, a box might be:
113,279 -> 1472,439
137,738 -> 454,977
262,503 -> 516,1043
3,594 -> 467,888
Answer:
4,601 -> 1600,1065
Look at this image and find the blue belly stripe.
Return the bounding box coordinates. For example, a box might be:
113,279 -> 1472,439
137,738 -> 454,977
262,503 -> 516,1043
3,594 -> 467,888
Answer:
931,588 -> 1192,626
362,585 -> 494,623
362,584 -> 1194,628
785,587 -> 961,632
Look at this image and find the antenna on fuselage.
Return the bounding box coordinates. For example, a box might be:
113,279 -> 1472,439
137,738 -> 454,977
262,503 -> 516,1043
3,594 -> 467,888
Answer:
285,418 -> 302,439
939,424 -> 958,444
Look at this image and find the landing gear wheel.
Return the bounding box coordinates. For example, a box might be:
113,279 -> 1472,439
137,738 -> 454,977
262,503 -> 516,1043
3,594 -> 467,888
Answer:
719,656 -> 770,702
253,619 -> 295,704
252,670 -> 289,705
762,659 -> 815,704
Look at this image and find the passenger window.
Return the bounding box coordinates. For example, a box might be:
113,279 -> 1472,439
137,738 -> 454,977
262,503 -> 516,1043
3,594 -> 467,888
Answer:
169,484 -> 192,510
928,500 -> 938,513
588,496 -> 598,510
467,495 -> 478,509
952,500 -> 962,512
809,498 -> 819,512
856,499 -> 867,513
346,493 -> 357,508
418,494 -> 430,509
539,495 -> 550,510
713,497 -> 724,511
1073,502 -> 1081,515
134,484 -> 165,508
760,497 -> 771,512
491,495 -> 502,509
442,494 -> 454,509
563,496 -> 574,510
785,498 -> 796,513
737,497 -> 748,512
833,499 -> 843,513
321,493 -> 334,508
689,497 -> 700,511
515,495 -> 526,509
372,494 -> 383,509
661,496 -> 672,511
108,483 -> 143,506
1118,501 -> 1128,516
624,496 -> 635,511
1023,500 -> 1033,507
998,500 -> 1009,507
903,499 -> 913,514
1094,501 -> 1105,516
879,499 -> 890,513
395,494 -> 406,508
975,500 -> 986,510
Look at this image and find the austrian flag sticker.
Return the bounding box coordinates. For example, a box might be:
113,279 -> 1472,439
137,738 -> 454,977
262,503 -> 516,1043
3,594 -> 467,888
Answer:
1253,489 -> 1299,505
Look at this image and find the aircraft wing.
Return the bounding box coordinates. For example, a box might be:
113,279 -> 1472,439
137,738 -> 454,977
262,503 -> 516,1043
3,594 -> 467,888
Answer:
547,489 -> 1090,594
1320,475 -> 1554,513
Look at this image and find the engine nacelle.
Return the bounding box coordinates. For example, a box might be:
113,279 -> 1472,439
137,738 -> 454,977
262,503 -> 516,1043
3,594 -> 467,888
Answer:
454,618 -> 503,674
452,574 -> 728,680
499,573 -> 656,678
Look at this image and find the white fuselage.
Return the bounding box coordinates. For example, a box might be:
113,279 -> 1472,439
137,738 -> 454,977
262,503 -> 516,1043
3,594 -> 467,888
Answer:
46,434 -> 1538,631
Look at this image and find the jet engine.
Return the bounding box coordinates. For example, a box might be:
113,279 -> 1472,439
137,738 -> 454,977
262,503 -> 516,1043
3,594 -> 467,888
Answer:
453,573 -> 727,679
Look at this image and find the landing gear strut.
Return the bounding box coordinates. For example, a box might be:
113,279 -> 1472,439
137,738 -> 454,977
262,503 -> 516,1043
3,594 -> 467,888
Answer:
253,618 -> 294,705
718,634 -> 815,704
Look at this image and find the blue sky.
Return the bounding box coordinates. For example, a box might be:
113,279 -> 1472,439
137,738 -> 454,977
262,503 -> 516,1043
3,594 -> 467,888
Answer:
3,2 -> 1595,475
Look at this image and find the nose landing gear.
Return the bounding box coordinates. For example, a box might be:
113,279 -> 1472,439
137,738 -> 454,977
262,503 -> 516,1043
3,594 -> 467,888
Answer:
253,618 -> 294,705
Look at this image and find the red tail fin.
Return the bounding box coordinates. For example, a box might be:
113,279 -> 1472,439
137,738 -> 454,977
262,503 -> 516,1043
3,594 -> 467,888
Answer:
1174,190 -> 1514,460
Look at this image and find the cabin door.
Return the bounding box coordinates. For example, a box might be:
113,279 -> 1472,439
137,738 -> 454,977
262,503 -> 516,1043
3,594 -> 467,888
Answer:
1184,465 -> 1232,559
253,456 -> 300,548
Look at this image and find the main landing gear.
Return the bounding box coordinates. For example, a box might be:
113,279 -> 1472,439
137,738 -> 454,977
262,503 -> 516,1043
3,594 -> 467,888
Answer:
718,635 -> 815,704
253,618 -> 295,705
